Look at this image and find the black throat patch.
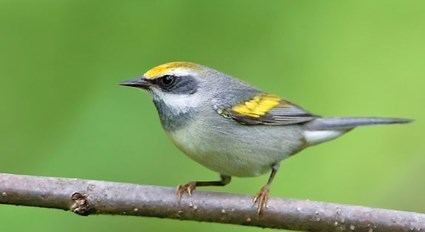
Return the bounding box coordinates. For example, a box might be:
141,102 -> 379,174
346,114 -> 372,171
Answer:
152,98 -> 196,131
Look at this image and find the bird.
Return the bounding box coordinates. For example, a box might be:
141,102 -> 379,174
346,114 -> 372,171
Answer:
120,61 -> 411,214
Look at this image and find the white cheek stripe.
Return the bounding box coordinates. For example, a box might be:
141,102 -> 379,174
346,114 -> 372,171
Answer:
153,90 -> 202,114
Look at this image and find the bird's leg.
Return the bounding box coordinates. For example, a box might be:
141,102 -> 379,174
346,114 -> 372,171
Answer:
176,174 -> 231,199
253,163 -> 279,215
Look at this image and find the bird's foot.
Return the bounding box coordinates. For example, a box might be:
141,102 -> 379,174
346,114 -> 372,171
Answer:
176,182 -> 197,199
253,185 -> 270,215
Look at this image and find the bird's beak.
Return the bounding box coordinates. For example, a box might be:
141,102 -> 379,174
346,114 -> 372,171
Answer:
119,77 -> 151,89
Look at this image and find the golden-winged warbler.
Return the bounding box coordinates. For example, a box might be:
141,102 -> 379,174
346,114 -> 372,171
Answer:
121,62 -> 411,214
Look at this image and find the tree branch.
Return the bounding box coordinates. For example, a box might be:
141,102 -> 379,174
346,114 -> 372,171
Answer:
0,173 -> 423,231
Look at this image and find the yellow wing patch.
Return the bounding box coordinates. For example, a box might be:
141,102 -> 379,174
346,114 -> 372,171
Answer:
144,62 -> 199,79
231,94 -> 281,118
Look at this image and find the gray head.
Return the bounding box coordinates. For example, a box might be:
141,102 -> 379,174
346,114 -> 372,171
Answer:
121,62 -> 255,117
120,62 -> 256,130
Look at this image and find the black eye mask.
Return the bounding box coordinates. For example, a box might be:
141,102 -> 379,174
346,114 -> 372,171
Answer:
154,75 -> 199,94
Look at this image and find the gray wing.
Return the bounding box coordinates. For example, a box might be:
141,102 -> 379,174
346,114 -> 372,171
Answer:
215,93 -> 318,126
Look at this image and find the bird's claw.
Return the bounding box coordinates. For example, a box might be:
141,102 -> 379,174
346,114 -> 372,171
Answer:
176,182 -> 197,199
253,185 -> 270,215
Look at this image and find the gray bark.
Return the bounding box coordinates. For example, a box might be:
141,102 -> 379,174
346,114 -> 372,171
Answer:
0,173 -> 424,231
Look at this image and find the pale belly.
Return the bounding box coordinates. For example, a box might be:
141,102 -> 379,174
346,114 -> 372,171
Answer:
167,118 -> 306,177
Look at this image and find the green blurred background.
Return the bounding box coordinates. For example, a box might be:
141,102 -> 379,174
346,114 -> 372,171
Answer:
0,0 -> 424,231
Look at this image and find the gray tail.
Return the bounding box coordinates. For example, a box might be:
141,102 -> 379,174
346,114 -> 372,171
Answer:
306,117 -> 413,130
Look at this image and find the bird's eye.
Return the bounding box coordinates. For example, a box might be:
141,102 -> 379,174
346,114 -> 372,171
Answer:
159,75 -> 176,88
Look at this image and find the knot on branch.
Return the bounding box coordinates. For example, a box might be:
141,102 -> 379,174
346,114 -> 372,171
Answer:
70,192 -> 94,216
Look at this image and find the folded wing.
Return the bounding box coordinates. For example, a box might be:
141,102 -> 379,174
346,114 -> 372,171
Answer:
220,93 -> 317,126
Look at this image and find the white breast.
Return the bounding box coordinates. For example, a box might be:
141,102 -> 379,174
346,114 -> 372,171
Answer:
167,117 -> 305,177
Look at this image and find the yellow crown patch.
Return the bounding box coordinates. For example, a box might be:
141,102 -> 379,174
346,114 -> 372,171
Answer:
231,94 -> 281,118
144,62 -> 199,79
